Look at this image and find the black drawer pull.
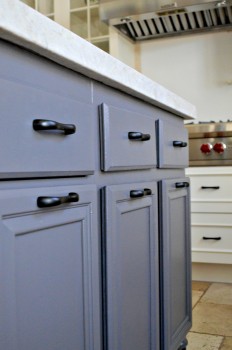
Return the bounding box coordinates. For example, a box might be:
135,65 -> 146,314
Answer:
33,119 -> 76,135
175,182 -> 189,189
128,132 -> 151,141
203,236 -> 221,241
130,188 -> 152,198
37,192 -> 79,208
173,141 -> 188,147
201,186 -> 220,190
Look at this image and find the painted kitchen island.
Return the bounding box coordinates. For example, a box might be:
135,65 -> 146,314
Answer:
0,1 -> 196,350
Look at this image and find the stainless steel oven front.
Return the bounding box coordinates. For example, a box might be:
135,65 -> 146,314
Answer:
185,121 -> 232,167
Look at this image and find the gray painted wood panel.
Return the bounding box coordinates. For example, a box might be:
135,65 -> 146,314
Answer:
102,182 -> 160,350
99,103 -> 157,171
156,120 -> 188,168
0,79 -> 94,178
0,40 -> 94,178
0,184 -> 101,350
0,39 -> 192,350
159,178 -> 192,350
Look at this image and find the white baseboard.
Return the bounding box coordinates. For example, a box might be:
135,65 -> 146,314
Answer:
192,262 -> 232,283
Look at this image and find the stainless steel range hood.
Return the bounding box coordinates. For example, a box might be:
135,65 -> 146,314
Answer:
99,0 -> 232,41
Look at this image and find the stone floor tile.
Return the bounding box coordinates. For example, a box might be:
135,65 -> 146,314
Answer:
187,332 -> 223,350
191,303 -> 232,336
192,281 -> 211,292
192,290 -> 204,308
201,283 -> 232,306
220,337 -> 232,350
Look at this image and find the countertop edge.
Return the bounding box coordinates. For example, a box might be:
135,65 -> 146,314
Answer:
0,0 -> 197,120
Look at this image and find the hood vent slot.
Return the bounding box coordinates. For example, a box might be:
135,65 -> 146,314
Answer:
114,5 -> 232,41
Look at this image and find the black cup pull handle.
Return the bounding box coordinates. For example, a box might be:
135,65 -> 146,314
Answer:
201,186 -> 220,190
173,141 -> 188,147
37,192 -> 79,208
130,188 -> 152,198
175,182 -> 190,189
203,236 -> 221,241
128,132 -> 151,141
33,119 -> 76,135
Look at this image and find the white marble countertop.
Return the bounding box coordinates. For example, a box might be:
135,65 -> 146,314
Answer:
0,0 -> 196,119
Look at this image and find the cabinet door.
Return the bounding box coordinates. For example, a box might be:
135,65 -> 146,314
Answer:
102,182 -> 159,350
159,178 -> 192,350
0,184 -> 101,350
156,119 -> 188,168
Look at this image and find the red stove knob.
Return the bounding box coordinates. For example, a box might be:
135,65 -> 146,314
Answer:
200,143 -> 213,154
213,142 -> 226,153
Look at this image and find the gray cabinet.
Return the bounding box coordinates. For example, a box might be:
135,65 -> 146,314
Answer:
0,39 -> 192,350
101,182 -> 159,350
156,119 -> 188,168
99,103 -> 156,171
0,40 -> 94,178
159,178 -> 192,350
0,184 -> 101,350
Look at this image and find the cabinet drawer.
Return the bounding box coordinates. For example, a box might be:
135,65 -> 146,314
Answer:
192,225 -> 232,264
156,119 -> 188,168
190,175 -> 232,200
0,79 -> 94,178
192,226 -> 232,253
99,103 -> 156,171
191,212 -> 232,226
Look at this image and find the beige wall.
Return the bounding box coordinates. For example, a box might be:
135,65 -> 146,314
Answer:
139,31 -> 232,122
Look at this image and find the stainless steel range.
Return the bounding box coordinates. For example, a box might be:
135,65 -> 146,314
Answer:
185,121 -> 232,166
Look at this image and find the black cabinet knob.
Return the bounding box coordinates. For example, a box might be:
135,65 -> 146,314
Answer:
175,182 -> 190,189
203,236 -> 221,241
130,188 -> 152,198
201,186 -> 220,190
37,192 -> 79,208
128,132 -> 151,141
33,119 -> 76,135
173,141 -> 188,147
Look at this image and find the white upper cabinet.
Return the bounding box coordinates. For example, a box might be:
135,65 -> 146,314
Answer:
20,0 -> 109,52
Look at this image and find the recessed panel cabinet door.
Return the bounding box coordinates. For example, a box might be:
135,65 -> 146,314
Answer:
0,184 -> 101,350
102,182 -> 159,350
159,178 -> 192,350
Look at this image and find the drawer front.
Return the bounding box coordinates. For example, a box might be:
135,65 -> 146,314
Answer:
99,103 -> 156,171
156,119 -> 188,168
192,226 -> 232,252
191,212 -> 232,226
190,175 -> 232,200
191,201 -> 232,214
0,79 -> 94,178
191,226 -> 232,264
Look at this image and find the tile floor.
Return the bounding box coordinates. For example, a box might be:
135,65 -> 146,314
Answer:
187,281 -> 232,350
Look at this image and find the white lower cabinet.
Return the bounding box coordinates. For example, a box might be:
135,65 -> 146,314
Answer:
186,167 -> 232,265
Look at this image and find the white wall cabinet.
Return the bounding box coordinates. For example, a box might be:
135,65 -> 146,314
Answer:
20,0 -> 109,51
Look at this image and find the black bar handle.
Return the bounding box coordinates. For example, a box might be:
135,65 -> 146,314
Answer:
130,188 -> 152,198
33,119 -> 76,135
203,236 -> 221,241
37,192 -> 79,208
175,182 -> 190,189
128,132 -> 151,141
201,186 -> 220,190
173,141 -> 188,147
